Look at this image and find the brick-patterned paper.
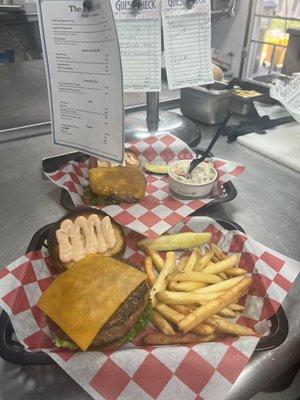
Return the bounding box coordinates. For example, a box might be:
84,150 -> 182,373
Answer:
45,134 -> 245,237
1,217 -> 299,400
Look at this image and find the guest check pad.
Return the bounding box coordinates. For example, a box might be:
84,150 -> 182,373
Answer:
162,0 -> 213,90
37,0 -> 124,163
111,0 -> 161,92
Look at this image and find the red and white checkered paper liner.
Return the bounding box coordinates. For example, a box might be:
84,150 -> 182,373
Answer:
1,217 -> 299,400
45,134 -> 245,237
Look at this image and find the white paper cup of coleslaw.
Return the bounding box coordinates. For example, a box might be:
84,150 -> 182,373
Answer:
168,160 -> 217,200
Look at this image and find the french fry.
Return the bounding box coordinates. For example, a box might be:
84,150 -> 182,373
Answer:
168,281 -> 206,292
217,308 -> 236,318
193,325 -> 215,336
186,304 -> 199,310
172,304 -> 193,315
207,259 -> 228,280
226,267 -> 246,276
170,271 -> 223,284
241,289 -> 249,298
193,276 -> 244,294
155,303 -> 184,325
211,243 -> 227,260
170,305 -> 215,336
143,332 -> 215,345
228,303 -> 244,312
202,255 -> 238,274
207,258 -> 228,280
155,303 -> 214,336
178,277 -> 253,333
195,249 -> 214,271
167,280 -> 180,291
138,232 -> 212,251
171,304 -> 193,314
177,255 -> 189,271
206,315 -> 254,336
145,247 -> 164,271
144,257 -> 156,286
166,298 -> 235,319
183,248 -> 201,272
150,252 -> 176,306
156,290 -> 226,305
212,256 -> 220,263
151,310 -> 176,335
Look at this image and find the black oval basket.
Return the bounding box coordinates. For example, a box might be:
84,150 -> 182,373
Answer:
41,149 -> 237,211
0,218 -> 288,365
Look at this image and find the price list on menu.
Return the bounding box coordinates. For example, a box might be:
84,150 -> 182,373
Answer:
37,0 -> 124,163
111,0 -> 161,92
162,0 -> 213,90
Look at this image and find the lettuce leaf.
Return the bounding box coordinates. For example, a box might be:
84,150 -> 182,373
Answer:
54,337 -> 78,350
121,302 -> 152,344
83,187 -> 121,206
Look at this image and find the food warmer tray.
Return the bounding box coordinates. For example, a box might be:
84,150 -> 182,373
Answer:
229,79 -> 277,116
180,82 -> 233,125
41,149 -> 237,212
0,219 -> 288,365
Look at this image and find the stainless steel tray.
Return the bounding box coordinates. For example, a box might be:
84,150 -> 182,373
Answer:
229,80 -> 276,116
229,95 -> 261,116
181,82 -> 233,125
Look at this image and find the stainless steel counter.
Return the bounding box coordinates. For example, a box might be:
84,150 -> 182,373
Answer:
0,115 -> 299,400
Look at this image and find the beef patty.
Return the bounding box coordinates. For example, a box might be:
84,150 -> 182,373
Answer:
48,281 -> 149,350
83,189 -> 140,206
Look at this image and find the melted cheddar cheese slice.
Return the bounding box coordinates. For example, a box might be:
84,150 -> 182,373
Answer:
38,254 -> 146,351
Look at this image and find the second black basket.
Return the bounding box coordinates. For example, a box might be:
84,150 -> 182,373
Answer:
42,149 -> 237,211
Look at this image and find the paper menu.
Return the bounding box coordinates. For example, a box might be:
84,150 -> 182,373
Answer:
270,77 -> 300,123
162,0 -> 214,90
111,0 -> 161,92
253,101 -> 290,120
37,0 -> 124,163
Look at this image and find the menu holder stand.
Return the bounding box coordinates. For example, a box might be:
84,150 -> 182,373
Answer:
125,92 -> 201,146
124,0 -> 200,146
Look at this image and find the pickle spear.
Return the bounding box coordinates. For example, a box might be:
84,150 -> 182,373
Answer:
138,232 -> 212,251
144,164 -> 169,174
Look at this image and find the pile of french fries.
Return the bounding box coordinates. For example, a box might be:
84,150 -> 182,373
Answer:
140,235 -> 254,345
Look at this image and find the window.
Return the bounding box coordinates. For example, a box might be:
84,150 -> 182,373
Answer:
244,0 -> 300,77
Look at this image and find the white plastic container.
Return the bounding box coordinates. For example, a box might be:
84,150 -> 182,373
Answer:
168,160 -> 217,200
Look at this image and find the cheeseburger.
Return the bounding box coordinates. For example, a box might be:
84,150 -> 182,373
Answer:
38,254 -> 150,351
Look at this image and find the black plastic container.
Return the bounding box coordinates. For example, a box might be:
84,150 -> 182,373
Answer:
41,149 -> 238,211
0,219 -> 288,365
